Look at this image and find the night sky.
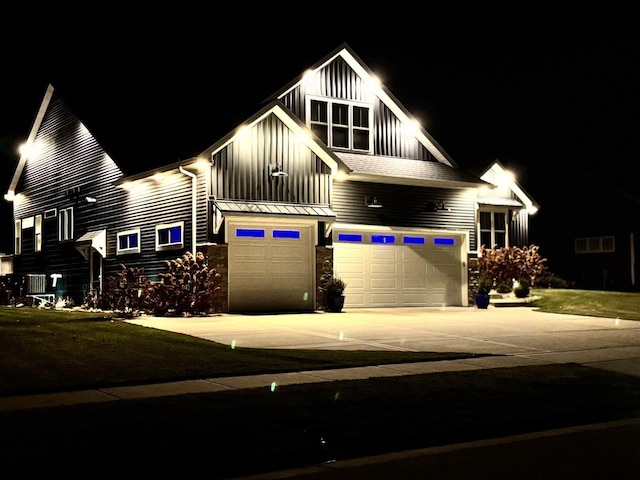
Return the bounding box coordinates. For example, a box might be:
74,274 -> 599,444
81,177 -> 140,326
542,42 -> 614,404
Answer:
2,8 -> 639,272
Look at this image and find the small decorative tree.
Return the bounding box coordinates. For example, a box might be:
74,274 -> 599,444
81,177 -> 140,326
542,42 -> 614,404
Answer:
478,244 -> 547,292
151,251 -> 221,316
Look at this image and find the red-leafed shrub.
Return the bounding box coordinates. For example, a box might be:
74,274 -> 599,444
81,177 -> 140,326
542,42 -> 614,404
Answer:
95,251 -> 220,317
478,244 -> 548,290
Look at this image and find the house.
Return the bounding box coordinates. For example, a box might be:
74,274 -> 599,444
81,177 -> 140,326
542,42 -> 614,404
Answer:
4,43 -> 539,312
533,166 -> 638,292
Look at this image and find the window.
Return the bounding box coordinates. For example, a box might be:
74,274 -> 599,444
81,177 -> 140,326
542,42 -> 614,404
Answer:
35,214 -> 42,252
575,236 -> 615,254
58,207 -> 73,241
479,210 -> 507,248
117,229 -> 141,255
156,222 -> 183,250
371,234 -> 396,244
308,98 -> 371,152
14,220 -> 21,255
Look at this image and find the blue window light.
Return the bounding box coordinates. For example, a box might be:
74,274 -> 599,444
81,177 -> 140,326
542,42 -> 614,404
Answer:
434,237 -> 455,246
236,228 -> 265,238
371,234 -> 396,244
273,230 -> 300,239
337,233 -> 363,242
403,236 -> 425,245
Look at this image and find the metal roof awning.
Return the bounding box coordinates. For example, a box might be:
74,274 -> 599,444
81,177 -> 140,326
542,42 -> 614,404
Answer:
211,200 -> 336,235
75,229 -> 106,259
477,197 -> 524,208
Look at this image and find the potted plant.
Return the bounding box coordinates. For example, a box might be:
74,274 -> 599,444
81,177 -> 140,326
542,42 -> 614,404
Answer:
475,274 -> 492,309
324,276 -> 347,312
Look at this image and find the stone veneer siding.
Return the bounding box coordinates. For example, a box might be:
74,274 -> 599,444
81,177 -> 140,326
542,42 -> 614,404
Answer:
204,244 -> 228,313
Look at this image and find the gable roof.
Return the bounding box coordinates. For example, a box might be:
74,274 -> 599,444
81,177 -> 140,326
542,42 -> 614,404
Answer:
335,152 -> 487,189
480,160 -> 540,214
117,100 -> 350,184
263,42 -> 458,169
5,84 -> 55,200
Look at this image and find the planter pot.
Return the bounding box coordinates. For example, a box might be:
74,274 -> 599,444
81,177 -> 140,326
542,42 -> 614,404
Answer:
326,294 -> 345,312
475,293 -> 490,309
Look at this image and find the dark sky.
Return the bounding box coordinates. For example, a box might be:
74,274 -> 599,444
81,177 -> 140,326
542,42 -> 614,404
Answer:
2,8 -> 639,262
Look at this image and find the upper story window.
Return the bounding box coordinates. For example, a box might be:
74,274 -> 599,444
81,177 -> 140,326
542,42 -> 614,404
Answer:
58,207 -> 74,242
14,220 -> 21,255
34,214 -> 42,252
575,236 -> 615,254
479,210 -> 507,248
156,222 -> 183,251
117,229 -> 141,255
308,97 -> 372,153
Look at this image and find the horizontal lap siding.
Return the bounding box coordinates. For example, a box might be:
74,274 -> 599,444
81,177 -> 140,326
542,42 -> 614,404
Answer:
332,181 -> 477,248
116,171 -> 193,281
13,94 -> 125,300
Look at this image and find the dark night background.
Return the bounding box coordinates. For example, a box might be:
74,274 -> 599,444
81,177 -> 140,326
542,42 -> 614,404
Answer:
2,8 -> 639,281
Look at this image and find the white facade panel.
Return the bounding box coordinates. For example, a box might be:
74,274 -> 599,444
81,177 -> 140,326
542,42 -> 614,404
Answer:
228,220 -> 315,312
333,225 -> 466,308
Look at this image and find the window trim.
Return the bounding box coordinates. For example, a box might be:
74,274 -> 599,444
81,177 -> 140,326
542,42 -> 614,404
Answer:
117,228 -> 141,255
58,207 -> 74,242
478,208 -> 508,249
307,96 -> 372,153
575,235 -> 615,254
14,219 -> 21,255
34,214 -> 42,252
155,221 -> 184,251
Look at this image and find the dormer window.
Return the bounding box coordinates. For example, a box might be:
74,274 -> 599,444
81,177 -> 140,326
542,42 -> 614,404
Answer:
308,97 -> 371,153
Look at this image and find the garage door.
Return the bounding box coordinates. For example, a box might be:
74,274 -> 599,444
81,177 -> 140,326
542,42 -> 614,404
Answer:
228,221 -> 315,312
333,228 -> 464,308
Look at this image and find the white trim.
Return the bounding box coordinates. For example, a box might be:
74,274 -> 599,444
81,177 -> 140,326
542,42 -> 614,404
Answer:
155,221 -> 184,251
116,228 -> 141,255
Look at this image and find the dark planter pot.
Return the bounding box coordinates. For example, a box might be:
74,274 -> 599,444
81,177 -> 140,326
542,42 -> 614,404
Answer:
475,293 -> 490,309
326,294 -> 345,312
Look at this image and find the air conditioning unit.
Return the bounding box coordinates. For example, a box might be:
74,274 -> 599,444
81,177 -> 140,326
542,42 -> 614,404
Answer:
26,274 -> 47,294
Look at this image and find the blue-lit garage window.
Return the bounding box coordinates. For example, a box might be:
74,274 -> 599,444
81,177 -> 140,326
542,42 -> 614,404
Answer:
403,236 -> 425,245
236,228 -> 265,238
337,233 -> 363,242
273,230 -> 300,239
371,234 -> 396,244
434,237 -> 455,246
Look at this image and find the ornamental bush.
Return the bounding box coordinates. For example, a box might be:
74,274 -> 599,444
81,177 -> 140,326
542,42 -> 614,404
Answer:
95,251 -> 221,317
478,244 -> 547,290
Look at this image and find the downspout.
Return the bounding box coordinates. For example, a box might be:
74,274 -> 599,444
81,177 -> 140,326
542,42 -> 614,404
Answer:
179,166 -> 197,254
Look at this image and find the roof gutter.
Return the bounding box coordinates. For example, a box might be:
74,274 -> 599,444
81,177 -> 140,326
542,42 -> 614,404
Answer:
179,166 -> 197,254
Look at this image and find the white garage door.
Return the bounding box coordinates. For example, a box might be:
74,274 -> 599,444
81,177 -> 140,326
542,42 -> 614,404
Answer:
333,227 -> 464,308
228,221 -> 315,312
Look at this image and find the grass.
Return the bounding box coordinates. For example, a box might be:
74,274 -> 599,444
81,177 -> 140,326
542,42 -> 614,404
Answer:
0,307 -> 484,396
2,288 -> 640,478
530,288 -> 640,320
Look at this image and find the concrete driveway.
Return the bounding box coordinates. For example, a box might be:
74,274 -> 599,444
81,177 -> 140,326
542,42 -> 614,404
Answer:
129,305 -> 640,378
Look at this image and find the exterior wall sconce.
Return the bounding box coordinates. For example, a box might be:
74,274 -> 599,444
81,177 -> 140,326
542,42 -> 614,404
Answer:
270,164 -> 288,177
365,196 -> 383,208
427,200 -> 449,212
85,196 -> 97,203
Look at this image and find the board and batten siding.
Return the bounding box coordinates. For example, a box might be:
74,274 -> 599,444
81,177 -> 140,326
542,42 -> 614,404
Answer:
278,56 -> 435,161
210,113 -> 332,204
12,93 -> 125,300
331,181 -> 478,250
